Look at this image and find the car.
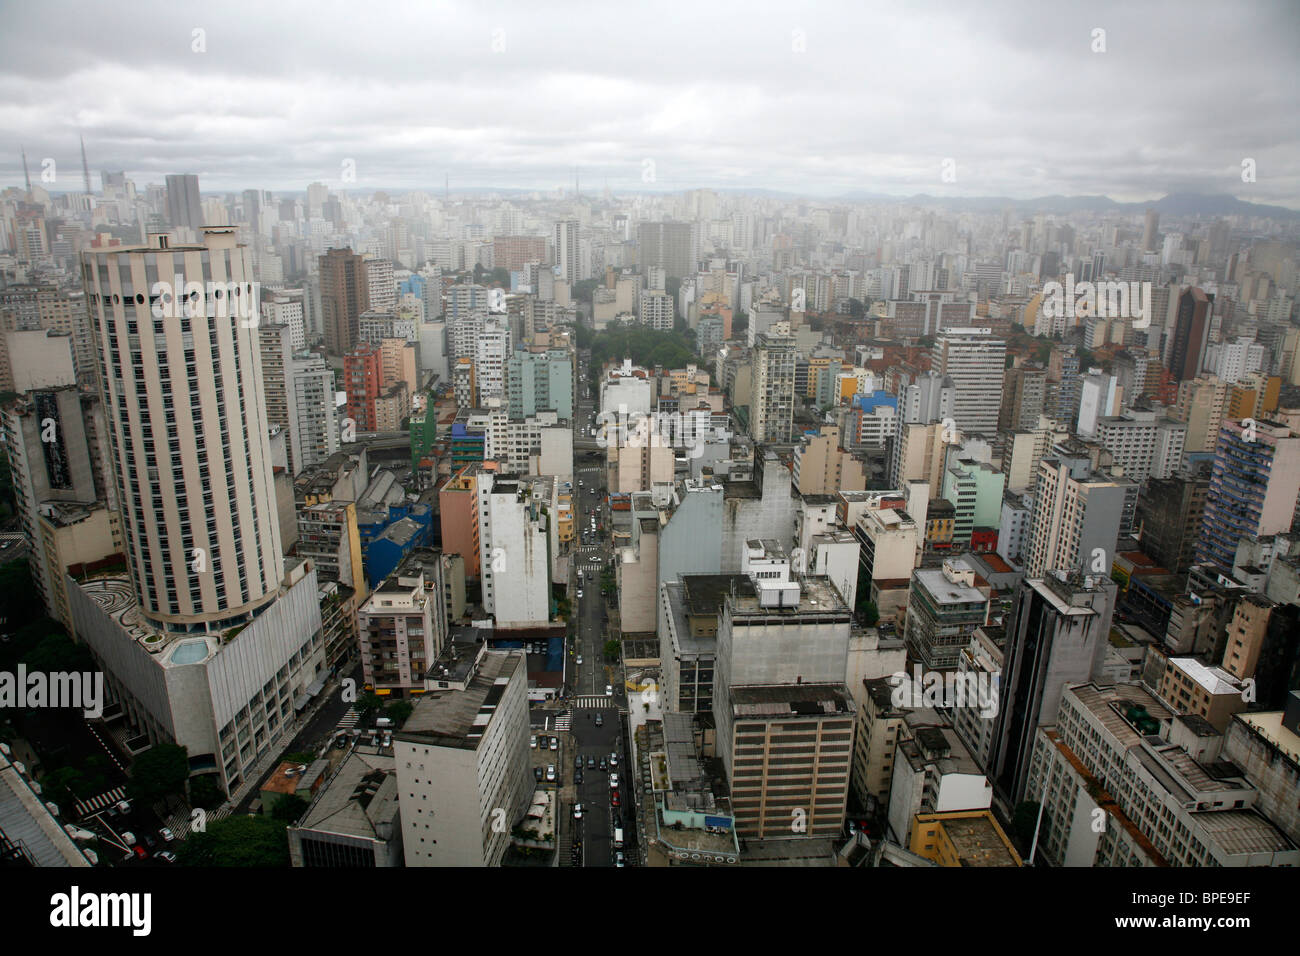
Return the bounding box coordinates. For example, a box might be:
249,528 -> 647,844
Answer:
611,790 -> 621,808
575,754 -> 583,769
586,756 -> 596,769
530,735 -> 538,749
615,851 -> 625,867
159,828 -> 174,843
572,804 -> 584,820
605,684 -> 613,696
577,590 -> 584,599
115,799 -> 131,815
576,655 -> 583,665
534,766 -> 544,781
594,713 -> 603,727
575,770 -> 583,785
598,757 -> 608,772
133,845 -> 148,860
120,831 -> 137,846
847,820 -> 857,836
609,773 -> 619,789
549,736 -> 559,751
545,765 -> 556,782
608,752 -> 618,768
154,850 -> 177,864
142,833 -> 157,850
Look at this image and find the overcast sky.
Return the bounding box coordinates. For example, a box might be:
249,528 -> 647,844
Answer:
2,0 -> 1298,206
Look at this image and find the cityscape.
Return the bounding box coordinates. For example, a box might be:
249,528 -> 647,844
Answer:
0,0 -> 1295,920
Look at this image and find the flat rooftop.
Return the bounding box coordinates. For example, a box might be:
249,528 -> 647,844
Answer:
295,750 -> 399,842
730,683 -> 853,717
398,650 -> 522,749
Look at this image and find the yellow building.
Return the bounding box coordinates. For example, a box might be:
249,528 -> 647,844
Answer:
909,811 -> 1022,867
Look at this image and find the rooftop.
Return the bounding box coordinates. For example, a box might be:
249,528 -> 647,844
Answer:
397,650 -> 523,749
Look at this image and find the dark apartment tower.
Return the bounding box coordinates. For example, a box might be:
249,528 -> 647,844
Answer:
1142,209 -> 1160,253
320,247 -> 369,355
989,573 -> 1115,805
1168,287 -> 1212,382
164,173 -> 203,230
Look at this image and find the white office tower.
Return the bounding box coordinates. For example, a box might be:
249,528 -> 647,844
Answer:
293,351 -> 341,468
72,228 -> 325,798
259,323 -> 305,476
445,283 -> 488,364
363,256 -> 396,313
640,289 -> 674,331
554,219 -> 580,285
478,473 -> 552,627
1076,369 -> 1120,438
261,288 -> 306,349
931,329 -> 1005,438
474,317 -> 511,405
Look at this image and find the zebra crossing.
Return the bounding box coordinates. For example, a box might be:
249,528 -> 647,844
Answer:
336,707 -> 361,730
578,564 -> 603,575
553,713 -> 572,732
162,802 -> 231,840
575,696 -> 613,709
74,787 -> 126,818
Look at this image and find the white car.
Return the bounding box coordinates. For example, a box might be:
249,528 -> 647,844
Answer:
545,765 -> 556,782
577,589 -> 584,599
530,735 -> 538,749
572,803 -> 584,820
609,773 -> 619,789
608,753 -> 618,768
605,684 -> 613,696
576,655 -> 583,665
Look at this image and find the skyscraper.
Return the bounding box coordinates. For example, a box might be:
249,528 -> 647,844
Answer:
637,220 -> 699,279
1025,441 -> 1132,579
751,329 -> 796,443
553,219 -> 580,285
82,227 -> 284,626
1168,286 -> 1212,382
1141,208 -> 1160,253
931,328 -> 1006,438
320,247 -> 369,355
1194,419 -> 1300,572
164,173 -> 203,232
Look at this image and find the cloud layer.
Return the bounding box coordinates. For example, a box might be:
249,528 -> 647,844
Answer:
3,0 -> 1297,205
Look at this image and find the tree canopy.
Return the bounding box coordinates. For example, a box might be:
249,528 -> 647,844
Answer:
178,814 -> 290,867
127,743 -> 190,806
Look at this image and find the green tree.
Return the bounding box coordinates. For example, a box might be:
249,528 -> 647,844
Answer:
127,743 -> 190,805
177,814 -> 290,867
859,600 -> 880,627
573,279 -> 601,305
22,632 -> 95,674
189,774 -> 224,810
358,691 -> 383,718
270,793 -> 310,824
848,297 -> 865,318
603,640 -> 620,661
385,699 -> 414,727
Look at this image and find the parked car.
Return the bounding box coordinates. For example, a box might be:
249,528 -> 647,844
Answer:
575,770 -> 583,785
545,765 -> 556,782
159,828 -> 175,843
598,757 -> 608,772
609,773 -> 619,789
534,766 -> 544,782
133,845 -> 148,860
576,655 -> 583,665
575,754 -> 583,769
611,790 -> 621,808
549,736 -> 559,751
605,684 -> 614,696
594,713 -> 603,727
115,800 -> 131,815
572,804 -> 584,820
154,850 -> 177,864
608,752 -> 618,768
586,756 -> 596,769
530,735 -> 538,749
615,851 -> 625,867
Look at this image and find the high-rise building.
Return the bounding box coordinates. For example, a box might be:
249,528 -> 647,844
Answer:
637,221 -> 699,279
751,330 -> 796,444
553,219 -> 580,285
932,329 -> 1006,438
292,352 -> 340,468
343,342 -> 383,432
507,348 -> 574,420
904,557 -> 991,670
164,173 -> 202,231
1135,462 -> 1212,573
1026,441 -> 1133,579
1168,287 -> 1212,382
363,256 -> 396,313
639,288 -> 674,331
395,645 -> 531,866
1195,419 -> 1300,572
478,473 -> 553,627
989,572 -> 1116,804
1093,411 -> 1186,483
999,365 -> 1046,432
1141,209 -> 1160,253
473,317 -> 511,405
1172,376 -> 1230,453
320,248 -> 369,355
358,549 -> 449,695
83,227 -> 282,625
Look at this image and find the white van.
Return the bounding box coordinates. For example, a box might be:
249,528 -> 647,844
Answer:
614,828 -> 624,848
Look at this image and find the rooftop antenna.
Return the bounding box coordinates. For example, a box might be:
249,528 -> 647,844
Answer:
21,146 -> 31,194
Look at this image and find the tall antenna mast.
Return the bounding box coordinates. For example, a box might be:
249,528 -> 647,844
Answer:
80,135 -> 92,196
21,146 -> 31,194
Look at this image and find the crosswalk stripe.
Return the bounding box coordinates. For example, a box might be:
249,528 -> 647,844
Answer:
75,786 -> 127,818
